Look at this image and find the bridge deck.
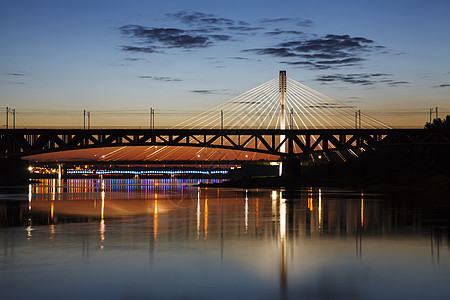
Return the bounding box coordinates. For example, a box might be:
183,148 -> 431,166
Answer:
1,128 -> 449,158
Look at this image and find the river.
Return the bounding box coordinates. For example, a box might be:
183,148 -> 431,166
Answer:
1,179 -> 449,299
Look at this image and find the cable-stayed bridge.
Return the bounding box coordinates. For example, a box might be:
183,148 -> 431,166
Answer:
1,72 -> 449,161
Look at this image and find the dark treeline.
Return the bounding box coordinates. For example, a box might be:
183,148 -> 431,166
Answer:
424,115 -> 450,129
301,117 -> 450,189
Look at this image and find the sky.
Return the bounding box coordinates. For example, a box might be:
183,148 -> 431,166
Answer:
1,0 -> 450,128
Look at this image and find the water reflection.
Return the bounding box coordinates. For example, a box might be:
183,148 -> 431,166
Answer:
0,179 -> 449,300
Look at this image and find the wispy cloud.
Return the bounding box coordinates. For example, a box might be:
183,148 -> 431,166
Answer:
259,17 -> 313,27
140,76 -> 182,82
190,89 -> 228,94
434,83 -> 450,88
7,72 -> 25,76
120,45 -> 158,53
316,73 -> 408,86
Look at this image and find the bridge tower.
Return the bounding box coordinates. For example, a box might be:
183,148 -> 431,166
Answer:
279,71 -> 287,176
279,70 -> 287,153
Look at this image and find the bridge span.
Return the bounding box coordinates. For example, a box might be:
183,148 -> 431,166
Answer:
1,128 -> 449,159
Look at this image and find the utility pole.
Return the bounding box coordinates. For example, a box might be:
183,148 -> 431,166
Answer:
6,107 -> 9,129
83,110 -> 86,129
355,112 -> 358,129
149,108 -> 155,129
430,108 -> 433,123
436,106 -> 438,119
88,111 -> 91,129
359,110 -> 361,129
152,108 -> 155,129
12,109 -> 15,129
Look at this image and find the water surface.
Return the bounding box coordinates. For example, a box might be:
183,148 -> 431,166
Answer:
1,179 -> 449,299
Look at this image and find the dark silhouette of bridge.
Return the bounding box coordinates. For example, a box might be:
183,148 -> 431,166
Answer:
1,128 -> 449,159
3,72 -> 449,161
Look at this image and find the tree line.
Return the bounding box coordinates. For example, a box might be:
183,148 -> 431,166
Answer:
424,115 -> 450,129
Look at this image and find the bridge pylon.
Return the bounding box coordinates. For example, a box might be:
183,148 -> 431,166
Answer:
279,70 -> 287,154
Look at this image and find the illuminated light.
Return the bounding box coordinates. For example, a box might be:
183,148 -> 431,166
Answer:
197,189 -> 200,240
197,154 -> 201,158
28,184 -> 32,210
245,190 -> 249,232
50,201 -> 54,223
28,166 -> 33,172
101,191 -> 105,221
245,155 -> 248,158
272,190 -> 277,201
280,198 -> 286,240
256,198 -> 259,229
100,220 -> 105,245
308,187 -> 313,211
279,193 -> 287,294
204,198 -> 208,240
318,189 -> 322,230
270,162 -> 279,166
26,224 -> 33,239
49,224 -> 55,241
318,155 -> 322,159
154,199 -> 158,240
361,191 -> 364,228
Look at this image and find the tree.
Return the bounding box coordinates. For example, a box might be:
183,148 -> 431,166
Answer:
424,115 -> 450,129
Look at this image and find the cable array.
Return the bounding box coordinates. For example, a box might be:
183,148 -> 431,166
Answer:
175,76 -> 391,129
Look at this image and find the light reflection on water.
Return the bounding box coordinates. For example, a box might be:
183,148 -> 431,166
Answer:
0,179 -> 449,300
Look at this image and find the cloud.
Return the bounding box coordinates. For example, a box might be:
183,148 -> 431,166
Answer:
140,76 -> 182,82
245,47 -> 297,57
259,18 -> 313,27
119,11 -> 382,71
190,90 -> 215,94
434,83 -> 450,88
387,81 -> 409,86
245,34 -> 383,69
120,45 -> 158,53
190,89 -> 228,94
226,26 -> 263,32
120,11 -> 270,54
120,25 -> 218,49
168,11 -> 235,26
306,103 -> 347,108
7,72 -> 25,76
316,73 -> 398,85
265,29 -> 304,36
124,57 -> 144,61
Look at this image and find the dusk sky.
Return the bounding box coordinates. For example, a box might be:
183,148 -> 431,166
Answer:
1,0 -> 449,127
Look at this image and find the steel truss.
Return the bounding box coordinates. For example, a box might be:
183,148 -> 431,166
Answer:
1,128 -> 449,158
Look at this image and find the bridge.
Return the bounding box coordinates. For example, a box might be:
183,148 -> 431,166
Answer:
1,71 -> 449,161
1,128 -> 449,159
